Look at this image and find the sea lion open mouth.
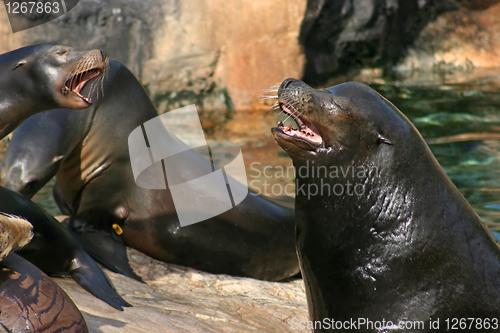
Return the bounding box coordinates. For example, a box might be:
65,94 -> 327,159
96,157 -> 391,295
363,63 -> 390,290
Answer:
275,101 -> 324,150
62,54 -> 107,105
63,68 -> 103,104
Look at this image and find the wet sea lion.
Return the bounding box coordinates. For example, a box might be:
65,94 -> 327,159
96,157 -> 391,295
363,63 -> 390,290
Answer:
1,60 -> 299,281
272,79 -> 500,331
0,216 -> 88,332
0,45 -> 130,310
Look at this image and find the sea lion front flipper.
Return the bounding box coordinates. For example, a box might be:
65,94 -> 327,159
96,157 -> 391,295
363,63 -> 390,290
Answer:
68,220 -> 144,282
69,249 -> 132,310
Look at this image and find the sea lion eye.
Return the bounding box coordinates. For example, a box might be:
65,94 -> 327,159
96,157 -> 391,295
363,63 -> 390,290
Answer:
12,61 -> 26,70
24,179 -> 38,190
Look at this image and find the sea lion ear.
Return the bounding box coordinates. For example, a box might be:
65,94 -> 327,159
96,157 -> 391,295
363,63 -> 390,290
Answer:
377,133 -> 392,145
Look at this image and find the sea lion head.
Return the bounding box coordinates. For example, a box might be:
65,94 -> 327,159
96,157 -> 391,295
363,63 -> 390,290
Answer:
271,79 -> 424,170
0,44 -> 107,138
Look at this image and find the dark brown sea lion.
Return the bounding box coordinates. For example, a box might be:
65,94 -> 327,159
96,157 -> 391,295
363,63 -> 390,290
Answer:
0,214 -> 88,332
0,60 -> 299,281
0,45 -> 130,310
272,78 -> 500,332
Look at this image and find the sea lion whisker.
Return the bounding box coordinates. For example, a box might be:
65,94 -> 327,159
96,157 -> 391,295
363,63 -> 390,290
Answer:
265,102 -> 280,113
63,55 -> 107,105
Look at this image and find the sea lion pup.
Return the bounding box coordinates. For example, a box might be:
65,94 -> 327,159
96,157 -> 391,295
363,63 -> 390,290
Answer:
0,215 -> 88,332
272,78 -> 500,332
0,45 -> 131,310
0,60 -> 299,281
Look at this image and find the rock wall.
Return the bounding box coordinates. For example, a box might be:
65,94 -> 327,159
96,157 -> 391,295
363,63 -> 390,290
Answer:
299,0 -> 461,84
298,0 -> 500,84
1,0 -> 500,111
398,1 -> 500,72
0,0 -> 306,112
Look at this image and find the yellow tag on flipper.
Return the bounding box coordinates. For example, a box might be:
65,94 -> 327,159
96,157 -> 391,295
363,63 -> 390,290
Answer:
112,223 -> 123,235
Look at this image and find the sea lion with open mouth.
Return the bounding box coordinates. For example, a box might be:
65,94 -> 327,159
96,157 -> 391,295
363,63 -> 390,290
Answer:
0,45 -> 130,310
0,214 -> 88,332
272,78 -> 500,331
0,44 -> 107,138
0,60 -> 300,282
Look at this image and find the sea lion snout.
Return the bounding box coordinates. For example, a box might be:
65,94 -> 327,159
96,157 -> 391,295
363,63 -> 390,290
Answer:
273,79 -> 405,165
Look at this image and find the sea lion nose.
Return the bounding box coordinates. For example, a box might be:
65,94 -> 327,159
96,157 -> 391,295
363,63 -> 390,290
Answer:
279,78 -> 301,95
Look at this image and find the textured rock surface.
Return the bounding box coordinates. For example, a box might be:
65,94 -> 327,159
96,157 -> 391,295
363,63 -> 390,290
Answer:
398,1 -> 500,71
0,0 -> 306,111
299,0 -> 460,84
2,0 -> 499,106
55,248 -> 310,333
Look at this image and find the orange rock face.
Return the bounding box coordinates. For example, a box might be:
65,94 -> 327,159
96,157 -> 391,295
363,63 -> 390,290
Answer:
0,0 -> 306,111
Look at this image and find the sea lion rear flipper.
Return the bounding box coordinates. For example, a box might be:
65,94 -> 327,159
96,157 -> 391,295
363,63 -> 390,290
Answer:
70,249 -> 133,310
68,223 -> 144,282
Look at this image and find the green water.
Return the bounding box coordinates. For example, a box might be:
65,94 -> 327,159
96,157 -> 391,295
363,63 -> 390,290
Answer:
25,68 -> 500,234
368,70 -> 500,232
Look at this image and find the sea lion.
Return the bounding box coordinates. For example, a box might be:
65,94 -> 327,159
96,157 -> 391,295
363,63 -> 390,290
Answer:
272,78 -> 500,331
0,215 -> 88,332
0,45 -> 130,310
1,60 -> 299,281
0,44 -> 107,138
0,186 -> 131,310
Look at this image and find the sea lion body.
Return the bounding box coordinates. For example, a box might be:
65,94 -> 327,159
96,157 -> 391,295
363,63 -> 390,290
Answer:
272,79 -> 500,331
1,60 -> 299,281
0,45 -> 130,310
